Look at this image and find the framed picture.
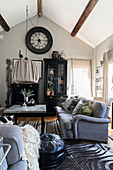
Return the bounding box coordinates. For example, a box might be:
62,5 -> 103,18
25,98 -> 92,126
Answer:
12,59 -> 43,79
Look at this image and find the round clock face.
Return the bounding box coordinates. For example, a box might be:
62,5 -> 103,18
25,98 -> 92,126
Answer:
25,27 -> 53,54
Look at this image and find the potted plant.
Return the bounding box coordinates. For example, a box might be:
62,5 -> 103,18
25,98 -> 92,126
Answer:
46,89 -> 50,96
20,88 -> 34,106
51,90 -> 54,96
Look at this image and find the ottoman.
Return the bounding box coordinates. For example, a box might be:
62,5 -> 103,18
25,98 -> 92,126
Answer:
39,134 -> 65,169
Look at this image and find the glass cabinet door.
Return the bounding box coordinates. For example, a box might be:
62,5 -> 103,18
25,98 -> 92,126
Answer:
57,64 -> 65,95
44,59 -> 67,98
47,64 -> 55,93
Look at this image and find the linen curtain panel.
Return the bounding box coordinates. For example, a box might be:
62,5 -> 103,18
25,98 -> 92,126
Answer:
102,50 -> 113,104
71,59 -> 93,98
102,52 -> 109,104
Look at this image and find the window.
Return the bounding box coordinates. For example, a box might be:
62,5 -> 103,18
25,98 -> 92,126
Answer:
71,59 -> 92,98
108,63 -> 113,98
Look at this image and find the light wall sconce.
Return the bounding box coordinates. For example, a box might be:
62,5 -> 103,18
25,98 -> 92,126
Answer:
100,60 -> 103,65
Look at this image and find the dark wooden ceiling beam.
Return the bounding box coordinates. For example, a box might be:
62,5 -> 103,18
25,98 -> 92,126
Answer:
38,0 -> 42,16
0,14 -> 10,32
71,0 -> 99,37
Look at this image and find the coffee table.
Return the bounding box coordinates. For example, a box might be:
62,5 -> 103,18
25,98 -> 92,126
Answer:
3,105 -> 46,134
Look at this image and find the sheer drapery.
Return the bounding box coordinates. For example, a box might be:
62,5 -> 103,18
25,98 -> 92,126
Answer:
102,50 -> 113,104
102,52 -> 109,104
70,59 -> 93,98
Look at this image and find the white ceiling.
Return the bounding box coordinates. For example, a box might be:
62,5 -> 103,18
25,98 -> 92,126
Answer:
0,0 -> 113,48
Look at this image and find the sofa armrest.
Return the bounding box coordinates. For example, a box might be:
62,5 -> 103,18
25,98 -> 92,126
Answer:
73,114 -> 110,124
72,115 -> 110,140
0,124 -> 24,165
55,106 -> 71,115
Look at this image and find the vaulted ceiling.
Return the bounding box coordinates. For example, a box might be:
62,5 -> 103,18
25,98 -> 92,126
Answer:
0,0 -> 113,48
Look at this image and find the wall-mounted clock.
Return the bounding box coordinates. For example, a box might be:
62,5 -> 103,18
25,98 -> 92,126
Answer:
25,27 -> 53,54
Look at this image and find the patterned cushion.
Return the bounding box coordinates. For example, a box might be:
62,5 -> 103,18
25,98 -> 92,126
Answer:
68,99 -> 79,111
0,115 -> 14,125
78,97 -> 89,103
72,100 -> 84,117
62,98 -> 73,110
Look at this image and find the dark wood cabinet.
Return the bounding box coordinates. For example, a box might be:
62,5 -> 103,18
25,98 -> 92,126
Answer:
11,83 -> 39,105
45,96 -> 67,114
44,58 -> 67,114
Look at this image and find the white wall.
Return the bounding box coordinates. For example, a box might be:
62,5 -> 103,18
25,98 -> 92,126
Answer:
0,16 -> 94,106
95,34 -> 113,67
94,34 -> 113,99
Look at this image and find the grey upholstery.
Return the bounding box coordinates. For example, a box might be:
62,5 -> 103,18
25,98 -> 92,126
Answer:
59,113 -> 72,130
55,101 -> 110,142
0,124 -> 27,170
8,160 -> 27,170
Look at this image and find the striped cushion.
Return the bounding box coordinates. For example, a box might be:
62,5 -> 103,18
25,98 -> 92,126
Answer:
0,115 -> 14,125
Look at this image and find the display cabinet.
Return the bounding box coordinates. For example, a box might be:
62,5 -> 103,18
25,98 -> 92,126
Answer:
11,83 -> 39,105
44,58 -> 67,114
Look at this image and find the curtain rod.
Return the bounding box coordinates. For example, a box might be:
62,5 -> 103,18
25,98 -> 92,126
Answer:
69,58 -> 92,60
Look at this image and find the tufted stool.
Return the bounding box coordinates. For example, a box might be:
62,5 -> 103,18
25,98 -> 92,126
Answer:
39,134 -> 65,169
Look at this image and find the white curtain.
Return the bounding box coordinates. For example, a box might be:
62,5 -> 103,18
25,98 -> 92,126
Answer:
70,58 -> 93,98
102,50 -> 113,105
12,60 -> 39,83
102,52 -> 109,104
67,59 -> 72,96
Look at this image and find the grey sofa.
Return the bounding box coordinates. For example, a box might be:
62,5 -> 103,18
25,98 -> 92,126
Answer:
55,100 -> 110,143
0,124 -> 27,170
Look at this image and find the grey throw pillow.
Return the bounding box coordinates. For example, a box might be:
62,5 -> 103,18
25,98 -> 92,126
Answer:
62,98 -> 73,110
78,97 -> 89,103
72,100 -> 84,117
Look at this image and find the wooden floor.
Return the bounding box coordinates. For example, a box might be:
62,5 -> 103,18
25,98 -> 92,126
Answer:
17,116 -> 113,135
109,129 -> 113,135
17,116 -> 57,122
109,122 -> 113,135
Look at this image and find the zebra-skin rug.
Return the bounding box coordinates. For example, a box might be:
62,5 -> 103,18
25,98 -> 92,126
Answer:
17,120 -> 113,170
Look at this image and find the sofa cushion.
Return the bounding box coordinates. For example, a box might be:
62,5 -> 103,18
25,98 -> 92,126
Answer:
77,101 -> 93,116
78,97 -> 93,104
91,101 -> 107,118
61,98 -> 73,110
8,160 -> 28,170
78,97 -> 89,103
59,113 -> 73,130
55,106 -> 71,114
72,100 -> 84,117
68,98 -> 79,111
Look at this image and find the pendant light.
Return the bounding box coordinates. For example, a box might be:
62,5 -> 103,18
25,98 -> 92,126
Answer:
12,6 -> 39,83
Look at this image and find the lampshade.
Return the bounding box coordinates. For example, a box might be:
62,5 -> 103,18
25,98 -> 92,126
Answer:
12,60 -> 39,83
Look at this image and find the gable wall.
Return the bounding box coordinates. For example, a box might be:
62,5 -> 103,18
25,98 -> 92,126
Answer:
95,34 -> 113,67
0,16 -> 94,106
